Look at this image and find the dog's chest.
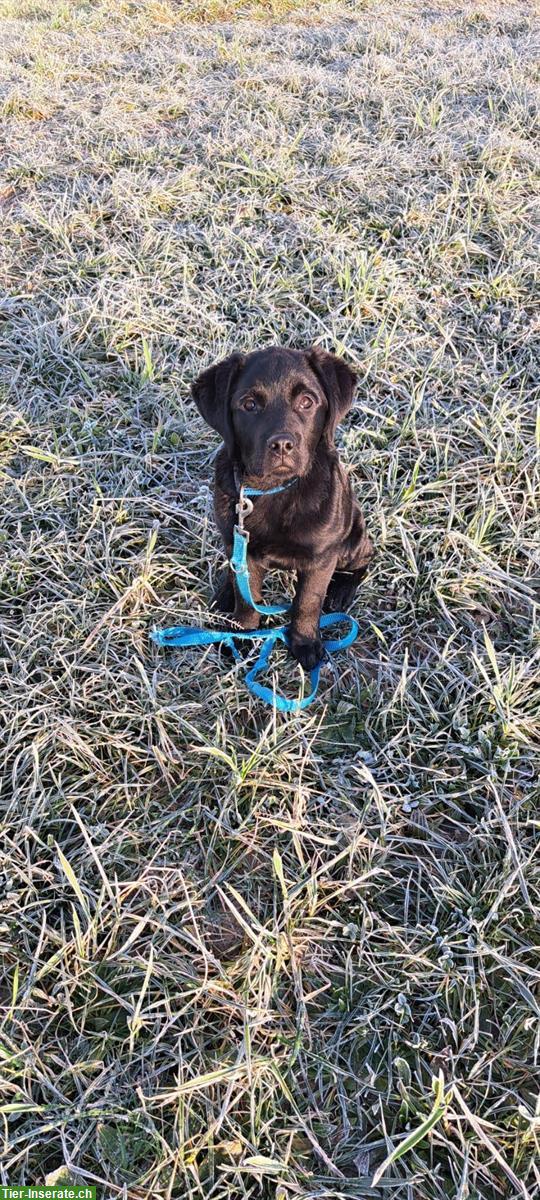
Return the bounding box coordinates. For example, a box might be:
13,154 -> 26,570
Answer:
247,529 -> 313,573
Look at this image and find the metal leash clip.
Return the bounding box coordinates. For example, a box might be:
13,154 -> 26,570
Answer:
235,486 -> 253,535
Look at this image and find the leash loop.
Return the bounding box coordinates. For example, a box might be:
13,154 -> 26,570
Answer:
151,612 -> 359,713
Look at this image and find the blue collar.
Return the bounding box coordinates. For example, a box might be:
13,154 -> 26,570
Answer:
234,472 -> 298,533
234,471 -> 299,498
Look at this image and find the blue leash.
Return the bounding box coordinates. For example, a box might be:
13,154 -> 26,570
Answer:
150,477 -> 359,712
150,612 -> 358,713
230,475 -> 297,616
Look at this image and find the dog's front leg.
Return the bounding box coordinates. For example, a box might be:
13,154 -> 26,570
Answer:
233,555 -> 266,631
289,559 -> 337,670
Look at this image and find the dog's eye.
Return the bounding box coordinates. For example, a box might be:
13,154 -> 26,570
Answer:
242,399 -> 257,412
299,394 -> 314,409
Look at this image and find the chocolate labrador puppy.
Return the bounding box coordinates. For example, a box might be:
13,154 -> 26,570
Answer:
190,346 -> 373,670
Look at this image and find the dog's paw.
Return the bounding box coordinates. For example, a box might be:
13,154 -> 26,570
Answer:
324,568 -> 362,614
323,576 -> 358,613
288,632 -> 325,671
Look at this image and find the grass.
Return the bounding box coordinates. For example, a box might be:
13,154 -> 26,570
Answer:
0,0 -> 539,1196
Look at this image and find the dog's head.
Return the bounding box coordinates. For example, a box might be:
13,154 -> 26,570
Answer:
190,346 -> 357,485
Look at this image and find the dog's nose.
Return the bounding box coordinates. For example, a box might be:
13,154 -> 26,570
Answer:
267,433 -> 296,455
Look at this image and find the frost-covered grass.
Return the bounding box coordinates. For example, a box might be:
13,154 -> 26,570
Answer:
1,2 -> 539,1196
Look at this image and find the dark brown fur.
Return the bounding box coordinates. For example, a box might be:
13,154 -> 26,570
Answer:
190,346 -> 373,670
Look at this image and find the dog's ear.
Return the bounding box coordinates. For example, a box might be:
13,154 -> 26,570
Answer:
190,353 -> 246,457
307,346 -> 357,446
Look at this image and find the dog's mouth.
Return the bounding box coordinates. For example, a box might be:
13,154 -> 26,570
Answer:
241,445 -> 306,487
242,459 -> 300,488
